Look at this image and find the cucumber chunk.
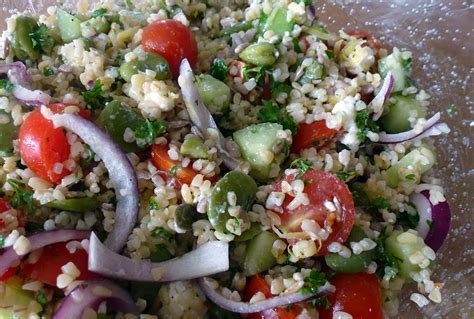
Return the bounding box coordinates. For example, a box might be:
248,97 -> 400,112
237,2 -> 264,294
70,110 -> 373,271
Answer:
379,95 -> 427,133
207,171 -> 257,233
260,7 -> 294,37
233,123 -> 290,181
45,197 -> 100,213
195,74 -> 231,115
384,145 -> 436,188
378,49 -> 412,93
385,230 -> 432,280
57,8 -> 82,43
243,231 -> 278,276
0,110 -> 18,157
0,276 -> 34,308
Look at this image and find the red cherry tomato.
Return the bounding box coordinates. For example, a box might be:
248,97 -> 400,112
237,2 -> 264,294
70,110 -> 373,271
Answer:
244,275 -> 302,319
0,267 -> 17,282
347,31 -> 383,52
142,20 -> 198,78
318,273 -> 383,319
0,198 -> 24,236
21,241 -> 98,287
291,120 -> 338,154
18,104 -> 89,184
273,169 -> 355,256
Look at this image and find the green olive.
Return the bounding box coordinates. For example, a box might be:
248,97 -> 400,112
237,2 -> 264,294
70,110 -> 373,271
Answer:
239,42 -> 277,66
119,53 -> 170,82
207,171 -> 257,233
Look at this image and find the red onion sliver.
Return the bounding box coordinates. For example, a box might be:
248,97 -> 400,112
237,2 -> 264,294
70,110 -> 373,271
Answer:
370,72 -> 394,121
53,279 -> 139,319
377,112 -> 445,144
0,230 -> 90,277
410,190 -> 451,251
88,233 -> 229,282
52,113 -> 139,253
198,277 -> 335,313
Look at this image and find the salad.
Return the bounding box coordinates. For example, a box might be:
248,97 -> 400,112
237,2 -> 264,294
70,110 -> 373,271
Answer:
0,0 -> 452,318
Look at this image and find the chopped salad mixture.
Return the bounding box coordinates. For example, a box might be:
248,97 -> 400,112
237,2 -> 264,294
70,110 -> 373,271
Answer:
0,1 -> 452,318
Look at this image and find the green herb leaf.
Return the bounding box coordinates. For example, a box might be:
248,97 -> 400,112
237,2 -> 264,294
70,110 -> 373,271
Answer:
0,79 -> 15,94
447,104 -> 456,115
271,81 -> 292,98
0,235 -> 4,248
30,24 -> 52,50
91,8 -> 108,18
326,50 -> 335,59
43,67 -> 55,76
355,108 -> 379,144
405,174 -> 416,181
168,165 -> 179,178
292,38 -> 302,53
82,80 -> 108,110
150,227 -> 172,239
80,144 -> 96,167
295,0 -> 312,5
134,119 -> 166,147
243,65 -> 272,83
426,219 -> 433,230
290,159 -> 312,179
373,230 -> 402,279
310,296 -> 331,309
36,291 -> 48,306
300,269 -> 328,295
124,0 -> 133,9
149,198 -> 159,210
258,100 -> 298,134
335,170 -> 356,182
7,179 -> 34,214
397,211 -> 419,230
209,58 -> 229,81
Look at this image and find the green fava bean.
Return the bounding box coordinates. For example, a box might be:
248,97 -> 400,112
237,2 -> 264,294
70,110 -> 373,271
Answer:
239,42 -> 276,66
119,53 -> 170,82
96,100 -> 146,153
207,171 -> 257,233
180,136 -> 208,159
325,226 -> 375,273
234,223 -> 262,242
195,74 -> 231,115
14,16 -> 40,61
45,197 -> 100,213
175,204 -> 200,231
0,110 -> 18,157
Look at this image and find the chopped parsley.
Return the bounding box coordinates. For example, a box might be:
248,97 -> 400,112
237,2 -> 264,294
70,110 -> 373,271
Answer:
427,219 -> 434,230
292,38 -> 302,53
374,230 -> 402,279
91,8 -> 108,18
243,65 -> 272,83
150,227 -> 172,239
447,104 -> 457,115
168,165 -> 179,178
43,67 -> 55,76
271,81 -> 292,98
258,100 -> 298,134
124,0 -> 134,9
134,119 -> 166,147
30,24 -> 52,51
82,80 -> 108,110
80,144 -> 96,167
367,196 -> 391,216
355,108 -> 379,144
36,291 -> 48,306
290,159 -> 312,179
300,269 -> 328,295
326,50 -> 335,59
0,79 -> 14,94
405,173 -> 416,181
0,235 -> 4,248
7,179 -> 34,214
397,211 -> 419,230
295,0 -> 312,5
149,198 -> 159,210
209,58 -> 228,81
335,170 -> 356,182
311,296 -> 331,309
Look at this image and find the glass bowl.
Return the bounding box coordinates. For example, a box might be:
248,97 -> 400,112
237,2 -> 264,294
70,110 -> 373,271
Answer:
1,0 -> 472,317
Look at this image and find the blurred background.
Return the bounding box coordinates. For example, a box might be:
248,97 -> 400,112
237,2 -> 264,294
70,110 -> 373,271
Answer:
1,0 -> 473,317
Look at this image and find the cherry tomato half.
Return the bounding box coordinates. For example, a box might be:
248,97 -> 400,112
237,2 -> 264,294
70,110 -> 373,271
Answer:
18,104 -> 89,184
318,273 -> 383,319
21,241 -> 98,287
273,169 -> 355,256
291,120 -> 338,154
244,275 -> 301,319
142,20 -> 198,78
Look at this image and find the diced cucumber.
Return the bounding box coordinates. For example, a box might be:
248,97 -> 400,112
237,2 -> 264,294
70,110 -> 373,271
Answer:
45,197 -> 100,213
0,110 -> 18,157
243,231 -> 278,276
57,9 -> 82,43
233,123 -> 289,181
260,7 -> 294,37
180,136 -> 208,159
0,277 -> 34,308
384,145 -> 436,188
379,95 -> 427,133
378,50 -> 412,93
299,60 -> 325,84
207,171 -> 257,233
195,74 -> 231,115
0,308 -> 14,319
325,226 -> 375,273
385,230 -> 432,280
305,24 -> 337,41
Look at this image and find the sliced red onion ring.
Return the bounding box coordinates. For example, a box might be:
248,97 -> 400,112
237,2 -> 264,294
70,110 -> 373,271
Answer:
198,277 -> 335,313
53,279 -> 139,319
52,113 -> 139,253
88,233 -> 229,282
377,112 -> 448,144
410,190 -> 451,252
0,230 -> 90,277
370,72 -> 394,120
178,59 -> 239,170
0,62 -> 51,106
